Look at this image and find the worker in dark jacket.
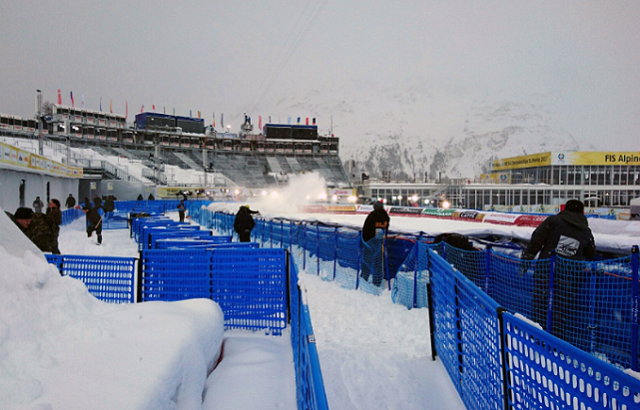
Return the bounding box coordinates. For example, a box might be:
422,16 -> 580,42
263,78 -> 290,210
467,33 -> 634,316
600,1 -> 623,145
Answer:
177,199 -> 186,223
362,200 -> 390,242
523,199 -> 595,261
83,204 -> 103,245
522,199 -> 595,340
103,195 -> 115,213
46,199 -> 63,254
65,194 -> 76,209
360,200 -> 390,286
234,205 -> 256,242
7,207 -> 55,252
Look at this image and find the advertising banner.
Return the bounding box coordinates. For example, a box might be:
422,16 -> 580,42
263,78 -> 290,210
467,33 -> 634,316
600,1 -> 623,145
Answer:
388,207 -> 423,216
491,152 -> 551,171
325,204 -> 356,213
452,210 -> 486,222
482,212 -> 521,225
421,208 -> 455,218
552,151 -> 640,166
0,141 -> 83,178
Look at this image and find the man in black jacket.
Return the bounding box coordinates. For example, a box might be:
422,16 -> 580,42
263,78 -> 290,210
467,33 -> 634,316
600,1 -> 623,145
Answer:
65,194 -> 76,209
234,205 -> 256,242
523,199 -> 595,261
360,200 -> 390,286
522,199 -> 595,340
83,204 -> 103,245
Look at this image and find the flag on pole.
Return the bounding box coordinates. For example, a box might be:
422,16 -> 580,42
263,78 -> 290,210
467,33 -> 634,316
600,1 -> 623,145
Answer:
163,107 -> 166,114
198,111 -> 201,119
313,118 -> 316,125
140,105 -> 144,113
297,117 -> 300,124
287,117 -> 291,124
268,116 -> 271,123
125,101 -> 128,119
100,97 -> 102,112
173,107 -> 175,115
152,104 -> 155,111
190,110 -> 192,117
305,117 -> 309,125
57,89 -> 61,105
110,100 -> 113,114
221,113 -> 224,128
212,113 -> 215,128
70,91 -> 74,107
258,115 -> 262,129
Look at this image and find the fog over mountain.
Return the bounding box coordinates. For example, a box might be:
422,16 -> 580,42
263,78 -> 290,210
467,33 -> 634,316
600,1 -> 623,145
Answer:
268,80 -> 593,180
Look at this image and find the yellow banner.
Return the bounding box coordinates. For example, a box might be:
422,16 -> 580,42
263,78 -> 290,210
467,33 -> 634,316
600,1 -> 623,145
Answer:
555,152 -> 640,166
492,152 -> 551,171
0,141 -> 83,178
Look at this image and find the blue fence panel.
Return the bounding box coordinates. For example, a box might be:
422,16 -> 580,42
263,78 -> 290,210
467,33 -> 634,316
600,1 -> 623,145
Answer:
148,229 -> 213,249
140,248 -> 288,335
140,249 -> 212,302
501,311 -> 640,409
290,254 -> 330,410
391,241 -> 429,309
61,208 -> 84,226
210,248 -> 288,334
45,254 -> 135,303
102,212 -> 129,230
428,247 -> 504,410
140,224 -> 199,250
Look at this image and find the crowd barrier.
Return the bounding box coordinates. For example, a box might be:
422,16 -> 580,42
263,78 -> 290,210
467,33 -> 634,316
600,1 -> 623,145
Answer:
187,202 -> 640,409
53,201 -> 640,409
61,207 -> 84,226
187,205 -> 396,297
45,254 -> 135,303
424,242 -> 640,409
139,248 -> 289,334
289,253 -> 330,410
439,243 -> 640,371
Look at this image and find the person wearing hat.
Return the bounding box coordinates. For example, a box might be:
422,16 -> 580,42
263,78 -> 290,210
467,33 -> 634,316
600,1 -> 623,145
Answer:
11,206 -> 55,252
523,199 -> 595,261
10,207 -> 34,234
522,199 -> 595,340
234,205 -> 257,242
360,199 -> 390,286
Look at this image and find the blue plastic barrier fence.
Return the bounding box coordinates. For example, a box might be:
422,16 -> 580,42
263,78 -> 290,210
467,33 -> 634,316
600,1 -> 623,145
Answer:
139,248 -> 288,334
289,253 -> 330,410
501,311 -> 640,409
154,237 -> 236,249
102,212 -> 129,230
147,229 -> 214,249
61,208 -> 84,226
45,254 -> 135,303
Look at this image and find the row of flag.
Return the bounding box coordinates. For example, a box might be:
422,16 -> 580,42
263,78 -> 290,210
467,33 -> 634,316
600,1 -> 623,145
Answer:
57,90 -> 318,128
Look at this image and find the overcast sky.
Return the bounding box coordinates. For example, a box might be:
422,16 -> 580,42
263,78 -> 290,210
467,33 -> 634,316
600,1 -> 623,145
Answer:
1,0 -> 639,149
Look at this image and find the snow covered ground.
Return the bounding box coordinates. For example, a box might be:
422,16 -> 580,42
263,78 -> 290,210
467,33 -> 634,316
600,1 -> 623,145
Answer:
1,207 -> 469,410
2,165 -> 638,409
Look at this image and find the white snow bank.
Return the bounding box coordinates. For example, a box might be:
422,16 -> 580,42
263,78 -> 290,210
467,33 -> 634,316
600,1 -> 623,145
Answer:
0,207 -> 225,410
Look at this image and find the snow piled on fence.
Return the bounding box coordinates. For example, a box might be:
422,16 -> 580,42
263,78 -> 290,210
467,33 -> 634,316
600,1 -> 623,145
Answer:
0,207 -> 224,410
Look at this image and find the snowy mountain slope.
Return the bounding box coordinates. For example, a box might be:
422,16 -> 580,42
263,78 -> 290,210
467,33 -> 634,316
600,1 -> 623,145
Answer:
262,81 -> 595,180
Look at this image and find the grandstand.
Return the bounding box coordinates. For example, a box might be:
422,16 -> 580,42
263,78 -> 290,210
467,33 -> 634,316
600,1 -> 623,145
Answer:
0,106 -> 352,197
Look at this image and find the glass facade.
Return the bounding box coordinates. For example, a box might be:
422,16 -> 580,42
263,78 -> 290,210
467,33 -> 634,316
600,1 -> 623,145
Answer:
365,163 -> 640,211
